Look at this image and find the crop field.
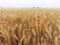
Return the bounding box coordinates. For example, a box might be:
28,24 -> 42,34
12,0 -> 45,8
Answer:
0,8 -> 60,45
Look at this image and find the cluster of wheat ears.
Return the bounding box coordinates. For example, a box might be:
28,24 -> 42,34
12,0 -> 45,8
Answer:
0,8 -> 60,45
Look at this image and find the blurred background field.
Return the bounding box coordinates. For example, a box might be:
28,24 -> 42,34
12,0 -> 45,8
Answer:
0,8 -> 60,45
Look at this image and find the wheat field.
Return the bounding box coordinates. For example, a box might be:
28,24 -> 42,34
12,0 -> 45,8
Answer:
0,8 -> 60,45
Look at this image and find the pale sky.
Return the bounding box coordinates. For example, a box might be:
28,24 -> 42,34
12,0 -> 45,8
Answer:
0,0 -> 60,8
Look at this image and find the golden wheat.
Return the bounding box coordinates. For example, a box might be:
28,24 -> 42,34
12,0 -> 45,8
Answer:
0,8 -> 60,45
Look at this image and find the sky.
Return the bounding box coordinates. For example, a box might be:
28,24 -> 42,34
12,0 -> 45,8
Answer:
0,0 -> 60,8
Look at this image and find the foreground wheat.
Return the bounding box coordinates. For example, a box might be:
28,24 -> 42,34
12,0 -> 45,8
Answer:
0,8 -> 60,45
